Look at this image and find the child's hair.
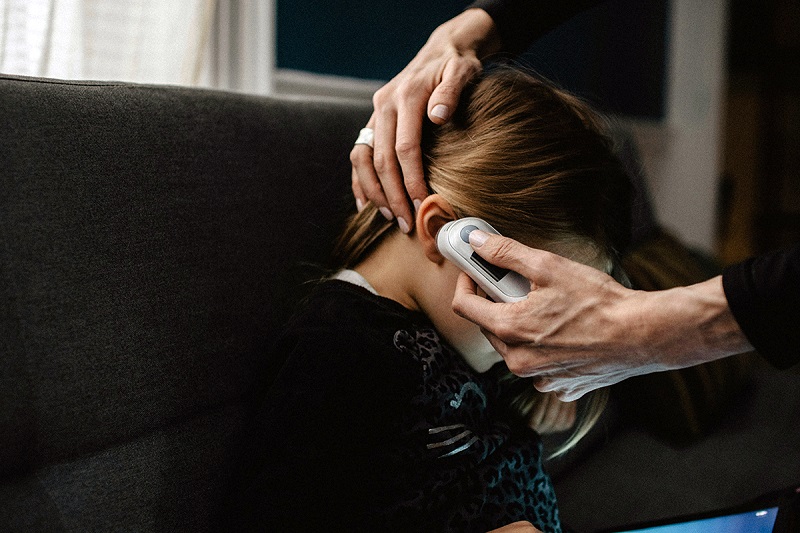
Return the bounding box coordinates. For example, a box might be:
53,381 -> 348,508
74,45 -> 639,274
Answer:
333,65 -> 632,455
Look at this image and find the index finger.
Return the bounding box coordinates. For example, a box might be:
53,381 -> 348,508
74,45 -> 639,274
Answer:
468,232 -> 560,287
394,97 -> 428,214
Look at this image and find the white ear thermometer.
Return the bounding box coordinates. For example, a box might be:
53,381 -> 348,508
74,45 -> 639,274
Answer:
437,217 -> 530,302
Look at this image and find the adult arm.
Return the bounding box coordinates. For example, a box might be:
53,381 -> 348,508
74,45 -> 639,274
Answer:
351,0 -> 603,233
451,231 -> 758,402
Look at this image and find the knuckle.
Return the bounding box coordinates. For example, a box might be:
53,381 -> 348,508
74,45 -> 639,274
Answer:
351,154 -> 374,173
349,147 -> 365,165
435,82 -> 462,100
372,86 -> 390,108
490,238 -> 518,265
372,151 -> 389,173
394,138 -> 418,158
395,80 -> 416,100
537,250 -> 559,270
505,353 -> 528,376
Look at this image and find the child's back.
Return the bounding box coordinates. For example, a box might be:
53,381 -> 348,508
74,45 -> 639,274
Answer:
249,277 -> 560,532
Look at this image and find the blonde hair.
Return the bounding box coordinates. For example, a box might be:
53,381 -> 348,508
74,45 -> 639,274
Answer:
333,66 -> 632,456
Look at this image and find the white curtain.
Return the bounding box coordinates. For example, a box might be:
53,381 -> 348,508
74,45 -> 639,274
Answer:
207,0 -> 273,93
0,0 -> 218,86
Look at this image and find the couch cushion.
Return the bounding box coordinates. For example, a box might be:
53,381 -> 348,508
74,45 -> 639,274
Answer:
0,406 -> 245,532
0,75 -> 371,529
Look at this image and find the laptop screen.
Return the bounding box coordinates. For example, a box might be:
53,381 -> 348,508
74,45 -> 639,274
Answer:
615,507 -> 779,533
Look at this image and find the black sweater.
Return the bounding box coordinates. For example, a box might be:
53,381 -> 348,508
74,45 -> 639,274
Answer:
240,281 -> 562,532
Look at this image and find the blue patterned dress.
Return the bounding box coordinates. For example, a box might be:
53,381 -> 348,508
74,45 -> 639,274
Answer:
241,280 -> 562,532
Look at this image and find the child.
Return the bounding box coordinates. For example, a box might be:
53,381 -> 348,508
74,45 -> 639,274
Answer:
242,66 -> 632,532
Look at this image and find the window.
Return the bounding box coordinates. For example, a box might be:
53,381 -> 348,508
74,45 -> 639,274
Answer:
0,0 -> 273,93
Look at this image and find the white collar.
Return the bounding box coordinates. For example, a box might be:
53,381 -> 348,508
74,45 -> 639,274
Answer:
332,269 -> 378,295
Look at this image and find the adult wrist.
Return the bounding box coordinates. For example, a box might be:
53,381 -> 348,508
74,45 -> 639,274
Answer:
449,8 -> 502,60
690,276 -> 754,358
642,277 -> 753,370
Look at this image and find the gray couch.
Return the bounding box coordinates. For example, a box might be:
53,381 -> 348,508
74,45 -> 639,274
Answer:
1,74 -> 798,532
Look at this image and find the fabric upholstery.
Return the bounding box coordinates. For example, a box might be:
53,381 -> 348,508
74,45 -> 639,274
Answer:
0,75 -> 371,531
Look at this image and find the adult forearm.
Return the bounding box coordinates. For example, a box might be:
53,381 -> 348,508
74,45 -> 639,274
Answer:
631,276 -> 754,371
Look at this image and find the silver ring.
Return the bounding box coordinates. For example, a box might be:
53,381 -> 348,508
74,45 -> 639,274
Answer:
354,127 -> 374,148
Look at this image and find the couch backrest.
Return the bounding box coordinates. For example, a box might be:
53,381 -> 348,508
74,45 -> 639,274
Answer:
0,75 -> 371,531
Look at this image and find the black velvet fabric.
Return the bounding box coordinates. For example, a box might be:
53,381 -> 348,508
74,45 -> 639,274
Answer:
0,75 -> 371,531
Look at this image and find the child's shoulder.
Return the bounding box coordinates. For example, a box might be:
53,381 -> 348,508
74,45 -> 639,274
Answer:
273,279 -> 424,402
286,279 -> 424,335
275,280 -> 430,375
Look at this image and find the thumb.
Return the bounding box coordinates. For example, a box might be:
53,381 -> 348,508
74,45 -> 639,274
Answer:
427,56 -> 481,124
468,230 -> 556,286
427,84 -> 460,124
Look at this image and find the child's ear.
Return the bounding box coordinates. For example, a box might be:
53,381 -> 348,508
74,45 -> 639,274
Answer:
416,194 -> 457,264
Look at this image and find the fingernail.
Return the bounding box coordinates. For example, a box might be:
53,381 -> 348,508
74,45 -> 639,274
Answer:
379,207 -> 394,221
413,199 -> 422,212
469,230 -> 489,247
397,217 -> 410,234
431,104 -> 449,120
356,198 -> 365,212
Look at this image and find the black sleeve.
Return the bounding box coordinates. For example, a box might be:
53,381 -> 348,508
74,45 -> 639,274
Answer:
467,0 -> 605,54
722,243 -> 800,369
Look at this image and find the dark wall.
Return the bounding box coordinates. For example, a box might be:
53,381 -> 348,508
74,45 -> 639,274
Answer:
520,0 -> 668,118
276,0 -> 668,118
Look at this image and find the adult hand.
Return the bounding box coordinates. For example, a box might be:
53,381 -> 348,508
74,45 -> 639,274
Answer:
350,8 -> 500,233
487,521 -> 542,533
451,231 -> 753,401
